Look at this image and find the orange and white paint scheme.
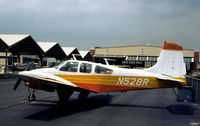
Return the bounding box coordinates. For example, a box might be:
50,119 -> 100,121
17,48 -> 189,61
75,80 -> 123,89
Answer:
14,42 -> 187,102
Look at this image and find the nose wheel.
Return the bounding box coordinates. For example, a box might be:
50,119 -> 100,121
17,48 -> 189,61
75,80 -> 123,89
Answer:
26,88 -> 36,101
27,94 -> 36,101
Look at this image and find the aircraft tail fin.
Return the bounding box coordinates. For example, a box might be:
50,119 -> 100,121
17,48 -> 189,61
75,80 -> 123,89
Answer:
146,42 -> 186,78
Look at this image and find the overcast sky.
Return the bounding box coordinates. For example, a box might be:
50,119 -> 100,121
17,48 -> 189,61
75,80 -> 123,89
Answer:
0,0 -> 200,50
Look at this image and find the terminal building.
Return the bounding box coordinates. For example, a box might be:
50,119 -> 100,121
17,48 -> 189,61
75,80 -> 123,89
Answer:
91,43 -> 199,74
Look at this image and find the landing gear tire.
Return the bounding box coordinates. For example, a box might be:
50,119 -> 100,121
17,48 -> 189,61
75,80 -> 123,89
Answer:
26,88 -> 36,101
27,94 -> 36,101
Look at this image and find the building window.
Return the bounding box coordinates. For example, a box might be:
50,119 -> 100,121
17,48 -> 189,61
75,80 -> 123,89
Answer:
148,56 -> 158,61
126,56 -> 149,61
137,56 -> 147,61
126,56 -> 137,61
80,63 -> 92,73
184,57 -> 193,63
95,65 -> 113,74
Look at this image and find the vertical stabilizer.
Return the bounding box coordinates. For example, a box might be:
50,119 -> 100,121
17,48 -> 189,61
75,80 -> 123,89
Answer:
146,42 -> 186,78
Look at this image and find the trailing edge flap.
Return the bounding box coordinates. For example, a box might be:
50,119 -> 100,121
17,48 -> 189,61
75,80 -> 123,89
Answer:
156,76 -> 185,83
19,71 -> 78,88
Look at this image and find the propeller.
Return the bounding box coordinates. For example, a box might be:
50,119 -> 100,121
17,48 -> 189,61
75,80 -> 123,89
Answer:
13,78 -> 21,90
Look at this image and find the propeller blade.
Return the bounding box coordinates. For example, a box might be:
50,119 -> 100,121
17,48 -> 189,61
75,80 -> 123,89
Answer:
13,78 -> 21,90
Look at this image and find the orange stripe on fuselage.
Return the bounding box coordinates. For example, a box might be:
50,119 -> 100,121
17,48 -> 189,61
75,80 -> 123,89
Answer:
55,75 -> 186,92
74,82 -> 147,92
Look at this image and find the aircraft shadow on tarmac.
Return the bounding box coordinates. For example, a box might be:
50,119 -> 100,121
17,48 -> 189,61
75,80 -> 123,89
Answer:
167,104 -> 194,115
25,95 -> 114,121
108,104 -> 194,115
25,95 -> 194,121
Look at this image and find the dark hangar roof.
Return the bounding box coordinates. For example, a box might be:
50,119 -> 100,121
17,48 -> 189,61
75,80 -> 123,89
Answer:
0,34 -> 44,57
37,42 -> 67,60
0,38 -> 9,52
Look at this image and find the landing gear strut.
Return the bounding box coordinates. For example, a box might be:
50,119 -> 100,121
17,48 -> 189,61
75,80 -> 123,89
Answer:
27,94 -> 36,101
26,88 -> 36,101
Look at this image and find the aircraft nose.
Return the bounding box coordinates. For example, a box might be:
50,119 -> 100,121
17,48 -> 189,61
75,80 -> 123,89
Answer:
19,71 -> 26,75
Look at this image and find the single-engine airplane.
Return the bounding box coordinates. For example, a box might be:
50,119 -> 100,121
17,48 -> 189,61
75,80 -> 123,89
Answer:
14,42 -> 187,104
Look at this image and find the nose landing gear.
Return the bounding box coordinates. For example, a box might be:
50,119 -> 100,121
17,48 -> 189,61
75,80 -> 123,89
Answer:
26,88 -> 36,101
27,94 -> 36,101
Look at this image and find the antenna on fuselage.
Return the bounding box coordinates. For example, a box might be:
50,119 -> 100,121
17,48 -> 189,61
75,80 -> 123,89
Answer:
72,54 -> 81,61
103,58 -> 117,66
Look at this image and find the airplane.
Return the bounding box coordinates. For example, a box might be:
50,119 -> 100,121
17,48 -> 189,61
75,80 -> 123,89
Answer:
13,42 -> 187,105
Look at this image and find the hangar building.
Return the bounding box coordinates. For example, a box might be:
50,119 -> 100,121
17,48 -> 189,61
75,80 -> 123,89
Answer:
91,43 -> 199,74
79,51 -> 93,61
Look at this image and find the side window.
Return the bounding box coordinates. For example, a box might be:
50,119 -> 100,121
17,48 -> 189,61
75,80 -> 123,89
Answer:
95,65 -> 113,74
59,61 -> 78,72
80,63 -> 92,73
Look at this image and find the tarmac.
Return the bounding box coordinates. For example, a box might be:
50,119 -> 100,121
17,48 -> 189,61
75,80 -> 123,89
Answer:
0,78 -> 200,126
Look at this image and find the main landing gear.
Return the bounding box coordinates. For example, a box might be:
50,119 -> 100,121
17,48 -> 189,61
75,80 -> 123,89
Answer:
57,85 -> 73,105
78,91 -> 90,101
57,85 -> 90,105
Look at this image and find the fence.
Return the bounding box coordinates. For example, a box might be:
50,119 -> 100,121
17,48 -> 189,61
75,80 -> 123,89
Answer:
186,76 -> 200,104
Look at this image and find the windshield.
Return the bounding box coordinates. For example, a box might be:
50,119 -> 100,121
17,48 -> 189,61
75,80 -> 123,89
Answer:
59,61 -> 79,72
55,61 -> 67,69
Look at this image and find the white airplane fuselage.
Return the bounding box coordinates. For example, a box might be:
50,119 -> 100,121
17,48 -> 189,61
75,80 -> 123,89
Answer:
14,42 -> 187,103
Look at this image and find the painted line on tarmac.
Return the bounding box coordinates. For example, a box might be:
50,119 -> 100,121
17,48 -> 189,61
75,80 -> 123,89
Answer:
0,102 -> 26,110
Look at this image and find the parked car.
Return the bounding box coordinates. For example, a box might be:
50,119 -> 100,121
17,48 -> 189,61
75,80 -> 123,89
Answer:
6,63 -> 39,72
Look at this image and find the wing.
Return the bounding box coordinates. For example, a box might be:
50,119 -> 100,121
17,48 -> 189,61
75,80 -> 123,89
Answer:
20,71 -> 78,87
16,71 -> 79,91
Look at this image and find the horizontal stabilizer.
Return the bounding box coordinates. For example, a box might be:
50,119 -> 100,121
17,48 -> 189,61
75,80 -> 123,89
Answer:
156,76 -> 185,83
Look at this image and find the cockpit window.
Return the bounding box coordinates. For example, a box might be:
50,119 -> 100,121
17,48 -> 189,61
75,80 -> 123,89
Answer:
59,61 -> 79,72
80,63 -> 92,73
95,65 -> 113,74
55,61 -> 66,69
